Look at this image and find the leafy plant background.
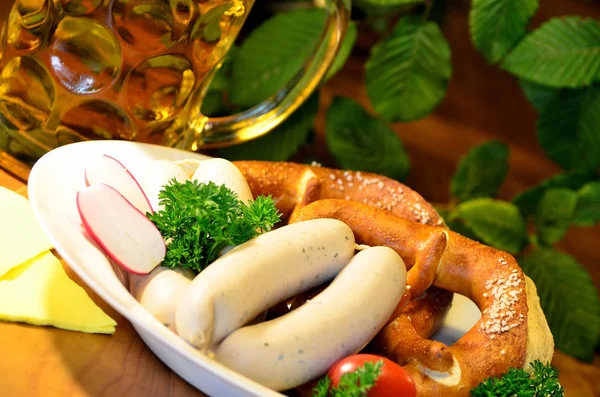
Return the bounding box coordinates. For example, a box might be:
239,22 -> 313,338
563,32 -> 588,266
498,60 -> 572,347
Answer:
204,0 -> 600,362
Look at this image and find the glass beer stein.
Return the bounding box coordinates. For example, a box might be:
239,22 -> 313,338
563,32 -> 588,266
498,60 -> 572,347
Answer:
0,0 -> 349,163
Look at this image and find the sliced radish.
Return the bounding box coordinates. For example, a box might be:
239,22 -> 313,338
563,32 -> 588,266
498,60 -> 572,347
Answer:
85,154 -> 153,215
77,184 -> 166,275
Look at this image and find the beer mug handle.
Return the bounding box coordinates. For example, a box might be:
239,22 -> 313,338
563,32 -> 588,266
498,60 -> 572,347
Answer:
191,0 -> 351,149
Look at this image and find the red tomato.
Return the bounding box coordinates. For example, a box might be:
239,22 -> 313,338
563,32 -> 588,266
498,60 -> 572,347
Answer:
327,354 -> 416,397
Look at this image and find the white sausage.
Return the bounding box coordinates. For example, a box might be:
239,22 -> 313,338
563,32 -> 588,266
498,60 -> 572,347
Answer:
141,160 -> 189,212
174,219 -> 356,348
191,158 -> 253,203
129,266 -> 195,330
173,159 -> 201,178
213,246 -> 407,391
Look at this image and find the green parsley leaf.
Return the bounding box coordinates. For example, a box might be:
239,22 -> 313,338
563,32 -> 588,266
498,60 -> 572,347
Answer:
312,360 -> 383,397
147,179 -> 281,273
471,360 -> 564,397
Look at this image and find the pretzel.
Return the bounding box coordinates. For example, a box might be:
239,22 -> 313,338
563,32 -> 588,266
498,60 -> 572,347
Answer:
233,159 -> 453,309
232,161 -> 444,226
232,161 -> 458,386
292,199 -> 554,396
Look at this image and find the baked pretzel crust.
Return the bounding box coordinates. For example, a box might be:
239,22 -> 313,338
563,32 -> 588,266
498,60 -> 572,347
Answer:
233,161 -> 443,226
292,199 -> 533,396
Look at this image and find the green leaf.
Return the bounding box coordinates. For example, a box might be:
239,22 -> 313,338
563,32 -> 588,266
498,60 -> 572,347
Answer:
217,94 -> 319,161
520,248 -> 600,362
537,83 -> 600,171
455,198 -> 528,254
512,170 -> 595,217
201,47 -> 239,117
469,0 -> 538,63
201,91 -> 227,117
573,182 -> 600,227
450,140 -> 509,202
230,9 -> 323,107
190,3 -> 233,43
230,9 -> 355,108
354,0 -> 423,9
365,16 -> 452,122
519,79 -> 561,112
326,97 -> 410,181
208,46 -> 238,93
535,188 -> 577,246
446,217 -> 481,242
324,22 -> 357,81
502,17 -> 600,88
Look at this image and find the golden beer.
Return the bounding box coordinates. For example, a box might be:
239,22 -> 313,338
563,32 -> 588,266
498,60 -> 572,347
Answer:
0,0 -> 348,162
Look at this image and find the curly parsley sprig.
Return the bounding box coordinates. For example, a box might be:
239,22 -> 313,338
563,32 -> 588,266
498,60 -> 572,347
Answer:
471,360 -> 564,397
312,360 -> 383,397
147,179 -> 281,273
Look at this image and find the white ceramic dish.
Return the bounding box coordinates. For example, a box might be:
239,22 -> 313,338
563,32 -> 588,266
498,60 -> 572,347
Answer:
28,140 -> 480,397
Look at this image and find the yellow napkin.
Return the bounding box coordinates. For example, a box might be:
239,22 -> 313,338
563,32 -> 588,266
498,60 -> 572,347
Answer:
0,251 -> 117,334
0,186 -> 116,334
0,186 -> 53,278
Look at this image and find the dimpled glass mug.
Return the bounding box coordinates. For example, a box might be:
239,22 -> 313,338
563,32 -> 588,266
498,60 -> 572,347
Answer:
0,0 -> 349,162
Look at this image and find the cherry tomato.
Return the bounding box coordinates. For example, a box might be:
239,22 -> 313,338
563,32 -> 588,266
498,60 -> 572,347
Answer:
327,354 -> 416,397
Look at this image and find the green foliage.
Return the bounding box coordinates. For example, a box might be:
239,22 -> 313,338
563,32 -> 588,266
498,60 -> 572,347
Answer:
470,360 -> 564,397
502,17 -> 600,88
454,198 -> 528,254
217,94 -> 319,161
469,0 -> 538,63
535,188 -> 578,246
537,83 -> 600,171
326,97 -> 410,180
573,182 -> 600,227
518,79 -> 560,113
230,9 -> 328,108
450,141 -> 509,202
520,249 -> 600,362
325,22 -> 358,81
512,170 -> 595,218
201,46 -> 238,117
365,16 -> 452,122
354,0 -> 423,8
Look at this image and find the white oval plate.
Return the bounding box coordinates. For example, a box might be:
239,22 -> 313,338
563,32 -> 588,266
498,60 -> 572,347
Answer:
28,140 -> 480,397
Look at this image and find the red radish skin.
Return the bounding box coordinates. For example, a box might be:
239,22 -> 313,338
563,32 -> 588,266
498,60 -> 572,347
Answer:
85,154 -> 153,215
77,183 -> 166,275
